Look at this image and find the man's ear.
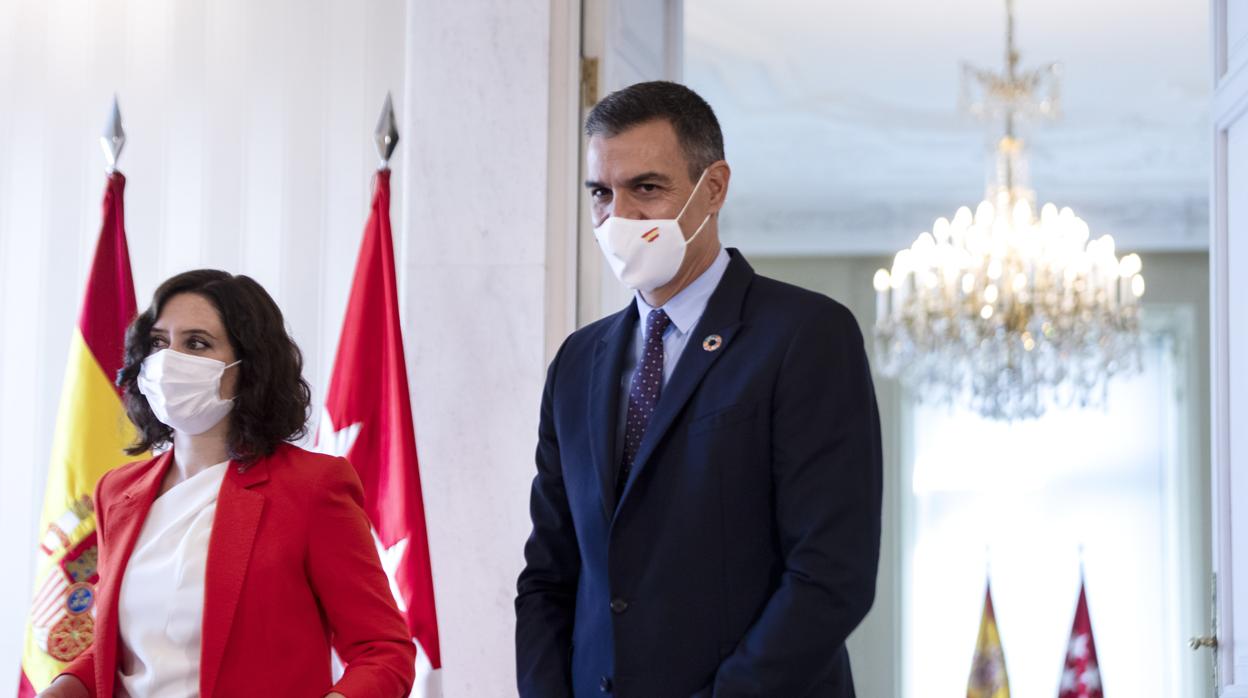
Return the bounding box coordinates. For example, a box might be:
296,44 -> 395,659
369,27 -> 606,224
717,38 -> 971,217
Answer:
703,160 -> 731,216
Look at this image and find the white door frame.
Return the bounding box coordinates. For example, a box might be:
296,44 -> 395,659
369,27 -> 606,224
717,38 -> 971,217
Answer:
545,0 -> 585,362
575,0 -> 684,327
1210,0 -> 1248,693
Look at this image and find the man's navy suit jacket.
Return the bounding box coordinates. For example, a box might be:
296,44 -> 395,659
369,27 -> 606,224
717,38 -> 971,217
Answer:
516,250 -> 882,697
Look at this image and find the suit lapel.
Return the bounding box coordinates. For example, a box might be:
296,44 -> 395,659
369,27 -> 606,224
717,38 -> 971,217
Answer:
94,452 -> 174,698
616,251 -> 755,512
200,455 -> 269,698
587,303 -> 639,520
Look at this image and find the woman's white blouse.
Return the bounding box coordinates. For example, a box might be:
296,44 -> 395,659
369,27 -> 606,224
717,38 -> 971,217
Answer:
116,461 -> 228,698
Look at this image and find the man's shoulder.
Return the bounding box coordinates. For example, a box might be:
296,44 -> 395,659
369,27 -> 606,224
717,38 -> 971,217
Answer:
550,305 -> 633,369
745,272 -> 858,329
573,306 -> 631,341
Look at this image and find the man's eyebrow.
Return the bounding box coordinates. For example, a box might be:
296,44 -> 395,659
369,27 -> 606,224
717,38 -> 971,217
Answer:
625,171 -> 671,188
583,172 -> 674,190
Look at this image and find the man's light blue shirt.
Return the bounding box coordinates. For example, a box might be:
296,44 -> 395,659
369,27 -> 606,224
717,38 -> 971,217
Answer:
615,246 -> 731,463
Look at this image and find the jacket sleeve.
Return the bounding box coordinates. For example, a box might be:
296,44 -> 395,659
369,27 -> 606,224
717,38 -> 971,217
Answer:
306,457 -> 417,698
515,343 -> 579,698
55,471 -> 113,698
708,303 -> 883,697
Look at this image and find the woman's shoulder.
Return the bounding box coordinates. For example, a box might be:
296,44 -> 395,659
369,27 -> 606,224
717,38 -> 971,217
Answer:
266,442 -> 360,486
98,453 -> 169,494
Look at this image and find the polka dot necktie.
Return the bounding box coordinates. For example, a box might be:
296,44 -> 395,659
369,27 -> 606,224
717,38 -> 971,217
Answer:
618,309 -> 672,497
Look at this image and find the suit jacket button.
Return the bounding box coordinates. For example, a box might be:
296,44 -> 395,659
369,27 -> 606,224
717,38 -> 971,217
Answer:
600,676 -> 613,692
610,598 -> 629,614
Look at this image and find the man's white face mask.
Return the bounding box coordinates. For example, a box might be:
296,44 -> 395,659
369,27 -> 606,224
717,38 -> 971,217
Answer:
137,348 -> 241,435
593,169 -> 711,292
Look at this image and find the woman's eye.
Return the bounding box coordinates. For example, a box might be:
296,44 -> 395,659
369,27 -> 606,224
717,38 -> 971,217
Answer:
187,339 -> 208,350
150,337 -> 168,348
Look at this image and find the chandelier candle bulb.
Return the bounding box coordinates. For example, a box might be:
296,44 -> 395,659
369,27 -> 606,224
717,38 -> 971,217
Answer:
1110,260 -> 1122,301
1119,253 -> 1143,277
892,276 -> 908,320
874,269 -> 892,324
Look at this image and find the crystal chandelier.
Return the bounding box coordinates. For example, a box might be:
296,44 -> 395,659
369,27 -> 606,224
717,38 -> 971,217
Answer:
872,0 -> 1145,421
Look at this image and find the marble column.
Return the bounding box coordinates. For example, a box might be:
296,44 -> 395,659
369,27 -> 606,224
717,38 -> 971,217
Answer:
399,1 -> 562,694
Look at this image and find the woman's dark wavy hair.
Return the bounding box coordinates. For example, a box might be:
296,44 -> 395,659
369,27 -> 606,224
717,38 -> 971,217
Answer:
118,269 -> 312,462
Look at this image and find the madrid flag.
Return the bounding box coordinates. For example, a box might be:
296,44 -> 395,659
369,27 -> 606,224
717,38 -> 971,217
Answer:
318,169 -> 441,694
1058,581 -> 1104,698
18,172 -> 141,695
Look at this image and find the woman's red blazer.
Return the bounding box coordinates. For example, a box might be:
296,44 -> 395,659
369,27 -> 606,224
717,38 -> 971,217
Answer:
60,443 -> 416,697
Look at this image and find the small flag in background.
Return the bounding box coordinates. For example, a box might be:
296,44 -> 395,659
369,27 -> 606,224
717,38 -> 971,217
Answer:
318,166 -> 441,696
967,580 -> 1012,698
18,171 -> 141,696
1058,580 -> 1104,698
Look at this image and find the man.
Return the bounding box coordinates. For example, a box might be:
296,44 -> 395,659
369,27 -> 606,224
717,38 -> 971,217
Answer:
516,81 -> 882,697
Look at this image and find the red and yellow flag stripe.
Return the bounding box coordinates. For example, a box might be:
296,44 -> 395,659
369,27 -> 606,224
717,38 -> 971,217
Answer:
19,172 -> 143,694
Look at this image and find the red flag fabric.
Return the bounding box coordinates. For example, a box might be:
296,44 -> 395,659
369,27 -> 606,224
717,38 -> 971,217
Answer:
1058,581 -> 1103,698
318,169 -> 441,680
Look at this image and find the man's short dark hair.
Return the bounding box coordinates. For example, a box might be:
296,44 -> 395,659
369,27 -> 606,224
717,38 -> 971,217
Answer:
118,269 -> 312,463
585,80 -> 724,182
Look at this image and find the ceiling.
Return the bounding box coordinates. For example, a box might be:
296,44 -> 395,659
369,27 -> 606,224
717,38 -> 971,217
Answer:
684,0 -> 1211,255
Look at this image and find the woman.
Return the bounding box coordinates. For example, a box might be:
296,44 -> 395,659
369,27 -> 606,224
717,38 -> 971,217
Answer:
40,270 -> 416,698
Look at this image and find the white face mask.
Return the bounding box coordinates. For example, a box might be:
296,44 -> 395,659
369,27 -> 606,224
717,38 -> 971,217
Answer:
593,169 -> 712,292
137,349 -> 241,436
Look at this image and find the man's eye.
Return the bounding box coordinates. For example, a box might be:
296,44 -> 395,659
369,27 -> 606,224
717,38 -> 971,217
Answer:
591,188 -> 610,200
637,183 -> 658,193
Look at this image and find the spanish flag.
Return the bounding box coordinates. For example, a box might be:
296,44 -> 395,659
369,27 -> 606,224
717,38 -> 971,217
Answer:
967,581 -> 1011,698
18,172 -> 141,695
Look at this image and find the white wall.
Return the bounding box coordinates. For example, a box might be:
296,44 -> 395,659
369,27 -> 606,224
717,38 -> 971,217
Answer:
0,1 -> 570,695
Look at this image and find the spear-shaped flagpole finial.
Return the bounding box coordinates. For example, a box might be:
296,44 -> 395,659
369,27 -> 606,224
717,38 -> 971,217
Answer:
101,95 -> 126,173
374,92 -> 400,169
